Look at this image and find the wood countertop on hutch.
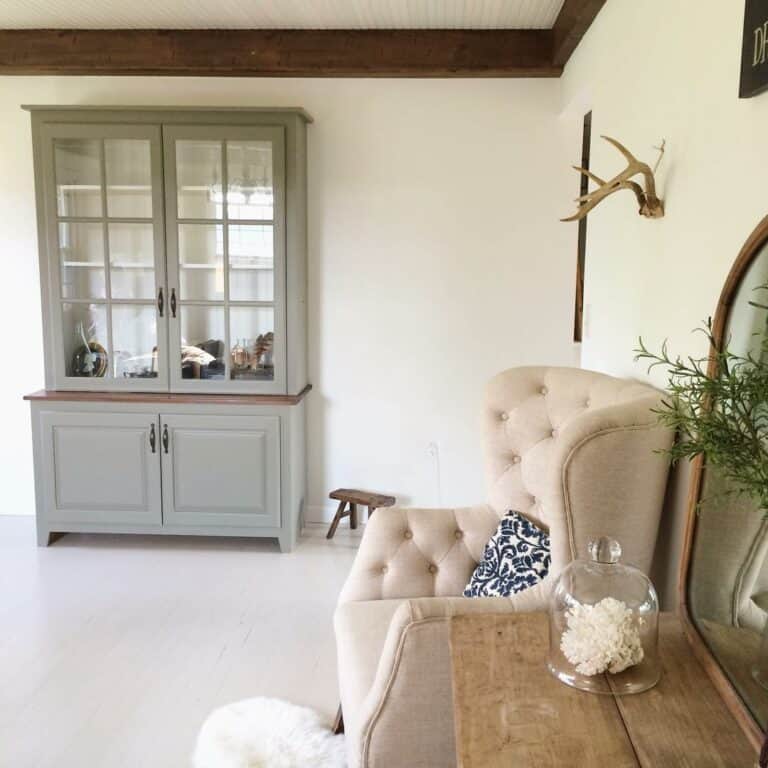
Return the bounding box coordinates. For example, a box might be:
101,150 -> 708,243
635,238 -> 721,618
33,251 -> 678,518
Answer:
24,384 -> 312,406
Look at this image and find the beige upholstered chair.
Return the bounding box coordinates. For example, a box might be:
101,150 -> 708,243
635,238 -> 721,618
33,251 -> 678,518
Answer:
334,366 -> 674,768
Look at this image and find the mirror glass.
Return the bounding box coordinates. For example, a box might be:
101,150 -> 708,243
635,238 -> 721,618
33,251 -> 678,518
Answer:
689,241 -> 768,729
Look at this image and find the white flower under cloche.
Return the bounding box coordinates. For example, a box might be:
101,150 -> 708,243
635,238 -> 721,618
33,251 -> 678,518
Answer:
560,597 -> 644,676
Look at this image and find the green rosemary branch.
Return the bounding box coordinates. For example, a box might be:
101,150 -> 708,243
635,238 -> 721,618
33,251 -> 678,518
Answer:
634,288 -> 768,511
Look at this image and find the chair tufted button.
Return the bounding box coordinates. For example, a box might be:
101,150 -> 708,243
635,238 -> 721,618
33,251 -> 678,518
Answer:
551,429 -> 557,437
428,564 -> 438,574
511,454 -> 521,464
499,411 -> 509,421
540,386 -> 548,395
585,399 -> 591,407
455,530 -> 464,540
380,565 -> 389,575
403,529 -> 413,540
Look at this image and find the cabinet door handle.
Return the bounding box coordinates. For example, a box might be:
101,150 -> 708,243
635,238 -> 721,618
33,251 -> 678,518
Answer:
157,287 -> 164,317
162,424 -> 169,454
149,423 -> 156,453
170,289 -> 177,318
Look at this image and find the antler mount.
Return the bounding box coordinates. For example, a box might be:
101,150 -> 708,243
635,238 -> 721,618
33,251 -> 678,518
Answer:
562,136 -> 665,222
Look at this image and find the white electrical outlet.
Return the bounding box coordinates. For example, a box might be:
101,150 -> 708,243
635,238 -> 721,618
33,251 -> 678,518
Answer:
426,441 -> 442,506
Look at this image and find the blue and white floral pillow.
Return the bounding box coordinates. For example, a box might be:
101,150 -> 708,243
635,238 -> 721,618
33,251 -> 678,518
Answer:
463,511 -> 550,598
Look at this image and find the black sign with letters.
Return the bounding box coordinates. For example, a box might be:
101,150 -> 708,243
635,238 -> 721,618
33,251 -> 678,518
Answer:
741,0 -> 768,97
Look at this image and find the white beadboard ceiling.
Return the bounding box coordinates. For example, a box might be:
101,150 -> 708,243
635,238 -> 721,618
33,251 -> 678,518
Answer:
0,0 -> 566,30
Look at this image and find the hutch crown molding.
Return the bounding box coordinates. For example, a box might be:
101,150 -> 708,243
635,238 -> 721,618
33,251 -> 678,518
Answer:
25,106 -> 312,552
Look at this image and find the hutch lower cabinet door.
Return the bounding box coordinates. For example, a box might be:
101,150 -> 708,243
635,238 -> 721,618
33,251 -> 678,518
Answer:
30,398 -> 306,551
160,414 -> 281,529
39,411 -> 162,528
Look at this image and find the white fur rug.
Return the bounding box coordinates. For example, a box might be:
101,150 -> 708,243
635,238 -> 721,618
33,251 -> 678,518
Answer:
193,697 -> 346,768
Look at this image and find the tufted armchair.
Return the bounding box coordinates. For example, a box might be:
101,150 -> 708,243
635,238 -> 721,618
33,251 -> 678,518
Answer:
334,366 -> 674,768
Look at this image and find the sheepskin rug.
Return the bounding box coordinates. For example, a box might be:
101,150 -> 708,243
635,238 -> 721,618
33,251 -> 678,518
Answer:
193,697 -> 346,768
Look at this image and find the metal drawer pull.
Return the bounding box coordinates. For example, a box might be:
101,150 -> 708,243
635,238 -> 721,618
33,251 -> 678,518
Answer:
170,289 -> 177,318
149,423 -> 156,453
157,287 -> 164,317
162,424 -> 169,454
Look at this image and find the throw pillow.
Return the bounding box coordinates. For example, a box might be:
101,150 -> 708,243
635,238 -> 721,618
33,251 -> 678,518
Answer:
463,511 -> 550,598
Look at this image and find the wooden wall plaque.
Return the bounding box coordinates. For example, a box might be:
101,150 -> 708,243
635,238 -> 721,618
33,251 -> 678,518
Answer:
740,0 -> 768,97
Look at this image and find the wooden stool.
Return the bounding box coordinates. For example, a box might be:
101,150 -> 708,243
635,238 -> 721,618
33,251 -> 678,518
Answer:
326,488 -> 396,539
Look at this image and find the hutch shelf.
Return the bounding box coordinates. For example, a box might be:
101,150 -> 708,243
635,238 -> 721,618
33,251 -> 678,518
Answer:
24,106 -> 312,552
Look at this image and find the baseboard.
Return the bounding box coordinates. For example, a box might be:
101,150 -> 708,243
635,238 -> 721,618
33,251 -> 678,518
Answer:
305,504 -> 343,524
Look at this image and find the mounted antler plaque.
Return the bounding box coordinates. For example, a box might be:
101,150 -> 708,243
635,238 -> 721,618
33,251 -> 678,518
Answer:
562,136 -> 665,222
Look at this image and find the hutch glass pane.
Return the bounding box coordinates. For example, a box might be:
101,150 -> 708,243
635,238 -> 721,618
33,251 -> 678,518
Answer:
62,302 -> 109,378
229,306 -> 274,381
176,140 -> 223,220
58,222 -> 106,300
105,139 -> 153,218
178,224 -> 224,301
109,223 -> 155,300
54,138 -> 102,218
181,305 -> 226,380
229,225 -> 274,301
165,127 -> 285,392
111,305 -> 158,379
226,141 -> 274,220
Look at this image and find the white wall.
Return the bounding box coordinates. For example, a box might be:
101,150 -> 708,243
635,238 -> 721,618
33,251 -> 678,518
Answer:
560,0 -> 768,600
562,0 -> 768,383
0,77 -> 578,520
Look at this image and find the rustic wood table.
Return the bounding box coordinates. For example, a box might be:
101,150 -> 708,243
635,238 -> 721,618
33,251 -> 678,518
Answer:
449,612 -> 756,767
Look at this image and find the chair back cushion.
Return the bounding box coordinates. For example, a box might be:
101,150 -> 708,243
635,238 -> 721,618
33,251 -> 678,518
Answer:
483,366 -> 671,574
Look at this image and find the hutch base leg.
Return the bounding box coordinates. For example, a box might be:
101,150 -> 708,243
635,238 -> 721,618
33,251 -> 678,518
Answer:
37,530 -> 66,547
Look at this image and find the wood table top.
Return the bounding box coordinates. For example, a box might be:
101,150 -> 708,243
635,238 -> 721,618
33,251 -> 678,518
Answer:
328,488 -> 396,507
449,612 -> 757,768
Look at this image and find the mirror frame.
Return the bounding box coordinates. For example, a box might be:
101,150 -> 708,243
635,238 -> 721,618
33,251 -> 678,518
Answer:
679,213 -> 768,751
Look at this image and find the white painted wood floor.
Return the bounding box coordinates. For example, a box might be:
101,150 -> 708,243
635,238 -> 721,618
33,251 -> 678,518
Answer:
0,516 -> 361,768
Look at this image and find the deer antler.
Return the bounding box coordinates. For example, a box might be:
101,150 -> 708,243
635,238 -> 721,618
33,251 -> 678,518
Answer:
561,135 -> 665,222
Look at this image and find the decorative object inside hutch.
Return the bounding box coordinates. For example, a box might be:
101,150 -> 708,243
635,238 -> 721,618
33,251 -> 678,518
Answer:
548,537 -> 660,695
25,106 -> 311,552
70,319 -> 107,377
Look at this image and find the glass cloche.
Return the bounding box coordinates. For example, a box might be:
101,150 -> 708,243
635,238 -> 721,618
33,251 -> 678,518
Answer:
548,537 -> 660,695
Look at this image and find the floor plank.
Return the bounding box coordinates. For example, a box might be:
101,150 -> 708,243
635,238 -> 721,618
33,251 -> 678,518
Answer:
0,516 -> 359,768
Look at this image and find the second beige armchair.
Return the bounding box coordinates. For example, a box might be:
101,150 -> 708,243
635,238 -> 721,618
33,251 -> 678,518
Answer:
334,366 -> 674,768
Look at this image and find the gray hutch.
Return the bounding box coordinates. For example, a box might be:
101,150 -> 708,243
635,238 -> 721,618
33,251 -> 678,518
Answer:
24,106 -> 311,552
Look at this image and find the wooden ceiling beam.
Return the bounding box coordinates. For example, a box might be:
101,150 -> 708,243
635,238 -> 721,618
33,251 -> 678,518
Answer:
551,0 -> 607,68
0,29 -> 560,77
0,7 -> 606,79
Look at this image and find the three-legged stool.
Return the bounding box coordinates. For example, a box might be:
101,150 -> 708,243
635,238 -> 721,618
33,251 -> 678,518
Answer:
325,488 -> 396,539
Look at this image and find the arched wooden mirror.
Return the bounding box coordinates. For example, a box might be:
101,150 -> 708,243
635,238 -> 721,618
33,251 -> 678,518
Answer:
681,214 -> 768,751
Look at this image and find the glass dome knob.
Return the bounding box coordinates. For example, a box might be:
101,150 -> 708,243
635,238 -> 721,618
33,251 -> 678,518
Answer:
588,537 -> 622,564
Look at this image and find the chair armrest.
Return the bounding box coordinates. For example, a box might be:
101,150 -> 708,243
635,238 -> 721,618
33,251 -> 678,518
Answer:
337,505 -> 501,604
353,594 -> 550,767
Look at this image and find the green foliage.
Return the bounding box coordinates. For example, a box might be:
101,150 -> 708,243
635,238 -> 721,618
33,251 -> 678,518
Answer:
634,291 -> 768,511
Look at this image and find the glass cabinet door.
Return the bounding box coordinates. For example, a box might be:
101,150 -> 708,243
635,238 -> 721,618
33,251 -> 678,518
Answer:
164,126 -> 286,393
43,124 -> 168,390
